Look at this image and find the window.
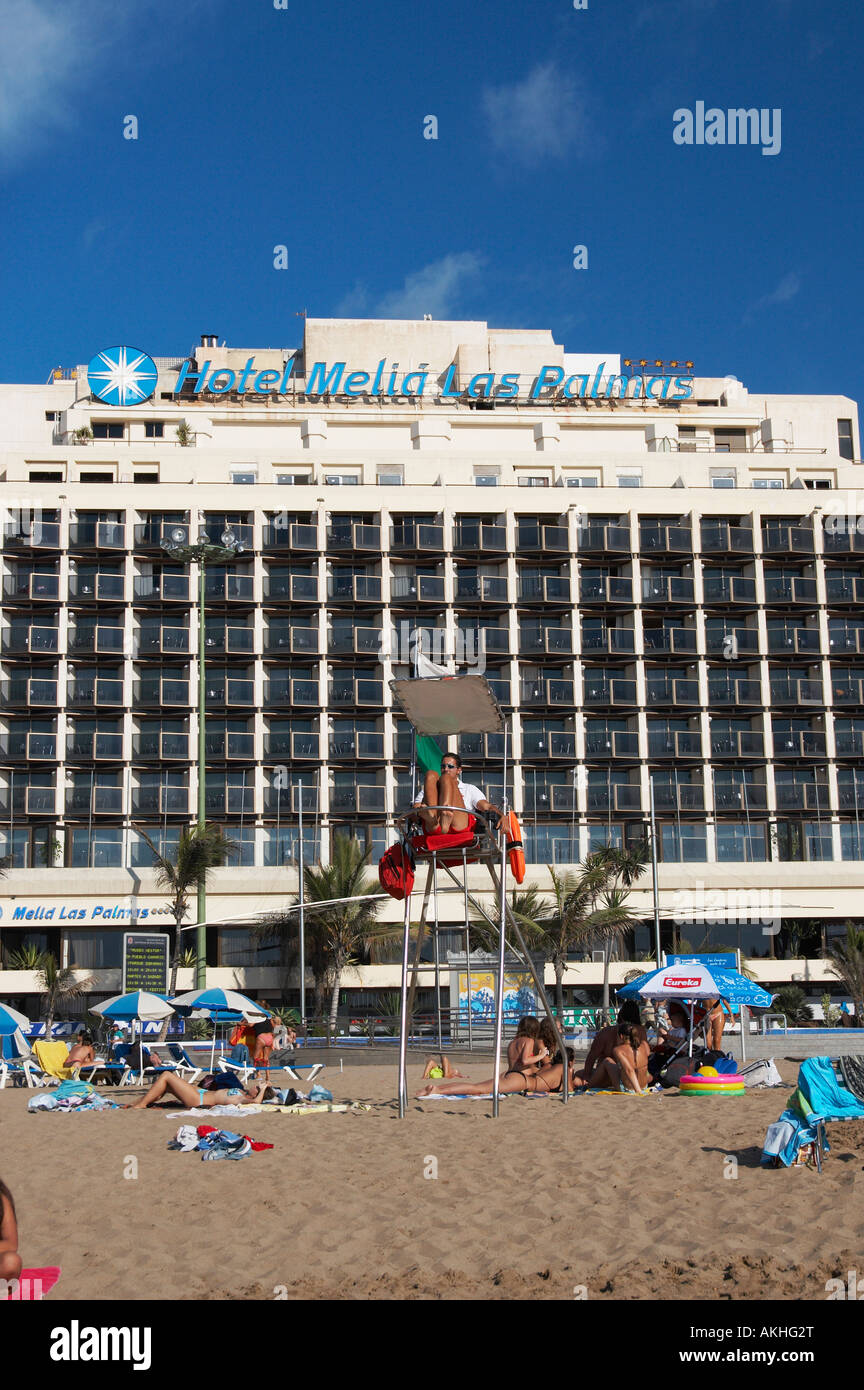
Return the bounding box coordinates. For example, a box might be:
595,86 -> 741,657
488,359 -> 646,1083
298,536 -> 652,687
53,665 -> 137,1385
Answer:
518,475 -> 550,488
660,823 -> 707,862
230,470 -> 256,485
753,477 -> 784,490
68,826 -> 123,868
474,467 -> 499,488
324,474 -> 359,486
79,471 -> 115,483
144,422 -> 164,439
838,419 -> 854,460
92,422 -> 125,440
714,429 -> 746,453
617,473 -> 642,488
64,929 -> 123,969
45,411 -> 58,422
710,469 -> 736,489
377,472 -> 403,486
715,823 -> 768,862
276,473 -> 312,485
803,478 -> 831,490
29,470 -> 63,482
565,475 -> 598,487
134,471 -> 159,484
677,427 -> 697,453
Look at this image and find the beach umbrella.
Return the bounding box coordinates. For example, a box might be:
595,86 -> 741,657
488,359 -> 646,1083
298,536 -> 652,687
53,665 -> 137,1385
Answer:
92,992 -> 176,1073
617,963 -> 773,1008
0,1002 -> 31,1037
170,989 -> 266,1070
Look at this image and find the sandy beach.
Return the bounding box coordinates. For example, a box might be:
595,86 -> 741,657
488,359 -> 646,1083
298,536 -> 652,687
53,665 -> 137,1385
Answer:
2,1057 -> 862,1302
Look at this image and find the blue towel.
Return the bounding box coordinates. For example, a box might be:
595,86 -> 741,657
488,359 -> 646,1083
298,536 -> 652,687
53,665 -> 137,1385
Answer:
761,1108 -> 828,1167
798,1057 -> 864,1121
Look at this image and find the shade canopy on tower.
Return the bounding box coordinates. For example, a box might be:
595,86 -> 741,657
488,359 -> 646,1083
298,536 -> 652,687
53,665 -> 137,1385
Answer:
390,675 -> 504,736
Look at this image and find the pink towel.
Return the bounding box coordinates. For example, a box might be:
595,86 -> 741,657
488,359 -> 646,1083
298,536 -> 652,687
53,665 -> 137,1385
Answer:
4,1266 -> 61,1299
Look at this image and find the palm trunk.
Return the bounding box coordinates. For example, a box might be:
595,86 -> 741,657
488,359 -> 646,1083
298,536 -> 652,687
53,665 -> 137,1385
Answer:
157,910 -> 185,1042
554,958 -> 565,1019
45,993 -> 56,1037
600,939 -> 611,1025
328,965 -> 342,1040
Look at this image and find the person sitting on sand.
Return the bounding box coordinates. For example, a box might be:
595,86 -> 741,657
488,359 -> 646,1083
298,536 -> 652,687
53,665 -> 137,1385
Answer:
422,1054 -> 464,1080
416,1047 -> 579,1099
65,1030 -> 96,1070
0,1178 -> 21,1284
578,1020 -> 651,1094
579,1001 -> 646,1081
127,1071 -> 275,1110
503,1016 -> 549,1083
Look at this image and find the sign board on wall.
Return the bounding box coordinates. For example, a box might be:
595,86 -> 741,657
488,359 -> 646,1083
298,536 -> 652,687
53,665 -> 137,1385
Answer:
122,933 -> 170,995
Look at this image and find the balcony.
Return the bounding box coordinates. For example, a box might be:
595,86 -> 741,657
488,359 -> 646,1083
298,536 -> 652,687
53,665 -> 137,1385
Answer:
133,677 -> 191,707
826,575 -> 864,605
262,783 -> 319,815
519,627 -> 572,657
204,731 -> 255,759
264,678 -> 320,707
329,677 -> 384,708
769,678 -> 823,706
477,628 -> 513,658
199,522 -> 253,551
774,782 -> 830,811
652,784 -> 705,812
264,732 -> 320,760
70,573 -> 125,603
772,730 -> 827,758
713,782 -> 769,811
66,731 -> 123,761
132,785 -> 189,815
767,628 -> 821,656
204,573 -> 254,603
822,528 -> 864,557
706,676 -> 761,705
132,732 -> 190,760
453,522 -> 507,554
0,677 -> 59,708
702,576 -> 757,605
829,628 -> 864,656
202,678 -> 255,707
134,522 -> 190,551
486,676 -> 511,705
390,523 -> 445,554
328,575 -> 384,604
516,523 -> 569,553
837,778 -> 864,810
262,522 -> 318,551
700,523 -> 754,555
204,627 -> 255,656
205,785 -> 256,815
710,731 -> 764,758
328,731 -> 385,760
68,522 -> 126,549
517,576 -> 571,604
0,732 -> 57,761
328,626 -> 383,658
832,677 -> 864,706
326,524 -> 381,552
329,784 -> 387,814
68,676 -> 124,707
521,730 -> 577,758
390,576 -> 444,605
586,785 -> 643,812
761,525 -> 814,555
7,786 -> 57,815
3,521 -> 61,549
646,677 -> 700,706
519,678 -> 574,707
133,574 -> 191,603
454,575 -> 509,605
581,628 -> 636,656
704,626 -> 759,658
264,625 -> 320,656
585,730 -> 639,757
458,732 -> 506,760
136,626 -> 190,657
642,627 -> 698,656
3,574 -> 60,603
580,576 -> 633,604
763,575 -> 818,604
2,626 -> 60,656
263,574 -> 319,603
639,524 -> 692,554
68,626 -> 124,655
582,676 -> 638,707
647,730 -> 702,758
641,576 -> 695,605
577,524 -> 630,554
835,730 -> 864,757
65,786 -> 124,816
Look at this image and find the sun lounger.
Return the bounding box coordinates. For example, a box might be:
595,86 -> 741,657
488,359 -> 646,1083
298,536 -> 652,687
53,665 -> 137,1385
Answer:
167,1045 -> 203,1084
0,1033 -> 42,1089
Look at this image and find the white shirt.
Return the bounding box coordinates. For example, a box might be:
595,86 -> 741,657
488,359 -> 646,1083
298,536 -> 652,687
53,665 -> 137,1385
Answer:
416,778 -> 487,814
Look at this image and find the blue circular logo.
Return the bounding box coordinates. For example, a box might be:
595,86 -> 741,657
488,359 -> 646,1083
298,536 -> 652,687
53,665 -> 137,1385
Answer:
87,345 -> 158,406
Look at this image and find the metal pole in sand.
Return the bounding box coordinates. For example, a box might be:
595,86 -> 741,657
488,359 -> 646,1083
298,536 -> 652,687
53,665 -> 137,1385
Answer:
463,850 -> 473,1053
491,720 -> 509,1118
397,887 -> 412,1118
298,779 -> 306,1029
649,775 -> 662,968
433,863 -> 442,1052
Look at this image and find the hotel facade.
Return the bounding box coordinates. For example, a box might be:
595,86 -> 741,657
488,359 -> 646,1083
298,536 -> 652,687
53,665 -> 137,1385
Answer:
0,317 -> 861,1017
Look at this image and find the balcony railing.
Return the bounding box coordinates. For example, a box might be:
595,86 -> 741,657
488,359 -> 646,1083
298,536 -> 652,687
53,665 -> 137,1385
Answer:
702,575 -> 757,604
132,785 -> 189,814
2,626 -> 60,655
262,783 -> 319,814
453,523 -> 507,554
832,677 -> 864,705
458,732 -> 506,760
204,627 -> 255,656
390,524 -> 444,553
582,677 -> 638,706
263,574 -> 319,602
642,627 -> 698,655
761,525 -> 814,554
769,678 -> 823,706
204,573 -> 254,603
822,529 -> 864,556
585,730 -> 639,757
710,731 -> 764,758
65,786 -> 124,815
202,679 -> 255,706
68,626 -> 124,654
66,731 -> 124,760
763,576 -> 818,604
3,522 -> 61,549
516,523 -> 569,553
68,677 -> 124,707
774,782 -> 830,811
132,732 -> 190,760
648,730 -> 702,757
3,574 -> 61,602
767,628 -> 821,656
329,678 -> 384,707
652,784 -> 705,811
517,576 -> 571,603
639,525 -> 692,554
519,678 -> 574,706
262,522 -> 318,550
327,524 -> 381,552
519,627 -> 571,656
68,574 -> 124,602
328,731 -> 386,759
521,730 -> 577,758
829,628 -> 864,655
134,522 -> 190,550
133,677 -> 191,707
772,730 -> 827,757
264,678 -> 320,707
707,677 -> 761,705
837,778 -> 864,809
581,628 -> 636,655
133,574 -> 191,603
586,785 -> 643,812
68,522 -> 126,549
1,677 -> 59,707
136,626 -> 190,656
713,782 -> 768,810
826,576 -> 864,605
835,730 -> 864,756
646,677 -> 700,706
454,575 -> 509,604
329,784 -> 387,814
204,731 -> 255,759
577,524 -> 630,553
390,576 -> 445,604
704,627 -> 759,657
0,732 -> 57,760
641,576 -> 695,604
204,786 -> 256,815
328,575 -> 384,603
264,732 -> 320,760
328,626 -> 383,657
580,576 -> 633,604
700,524 -> 753,554
264,625 -> 320,656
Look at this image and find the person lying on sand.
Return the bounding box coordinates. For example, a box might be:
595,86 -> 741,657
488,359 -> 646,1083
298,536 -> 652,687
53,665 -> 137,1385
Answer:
416,1048 -> 579,1098
422,1055 -> 464,1080
126,1072 -> 275,1110
577,1021 -> 651,1094
0,1177 -> 21,1283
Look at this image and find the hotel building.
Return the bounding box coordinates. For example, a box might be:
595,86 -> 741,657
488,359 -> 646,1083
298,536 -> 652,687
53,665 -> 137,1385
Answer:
0,317 -> 861,1017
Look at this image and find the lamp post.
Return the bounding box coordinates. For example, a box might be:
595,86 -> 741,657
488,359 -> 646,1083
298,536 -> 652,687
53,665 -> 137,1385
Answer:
160,524 -> 245,986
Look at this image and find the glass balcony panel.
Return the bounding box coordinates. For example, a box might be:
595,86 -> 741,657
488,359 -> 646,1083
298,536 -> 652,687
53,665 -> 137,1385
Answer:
66,732 -> 123,760
454,523 -> 507,552
66,786 -> 123,815
585,730 -> 639,756
764,576 -> 818,603
4,521 -> 61,548
713,783 -> 768,811
204,573 -> 254,602
832,677 -> 864,705
648,730 -> 701,756
2,678 -> 59,706
4,626 -> 60,654
642,627 -> 698,655
774,782 -> 829,811
826,576 -> 864,604
329,785 -> 387,813
770,678 -> 823,705
835,730 -> 864,755
134,678 -> 190,706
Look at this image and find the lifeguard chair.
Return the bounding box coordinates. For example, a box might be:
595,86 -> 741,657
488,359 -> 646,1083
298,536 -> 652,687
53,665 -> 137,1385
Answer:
384,673 -> 570,1116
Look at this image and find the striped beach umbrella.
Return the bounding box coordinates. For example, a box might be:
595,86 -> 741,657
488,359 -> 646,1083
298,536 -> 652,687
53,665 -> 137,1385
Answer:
0,1001 -> 31,1037
92,991 -> 175,1021
170,988 -> 266,1071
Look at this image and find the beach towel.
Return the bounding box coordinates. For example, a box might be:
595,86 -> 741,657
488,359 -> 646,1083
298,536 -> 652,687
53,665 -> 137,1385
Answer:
3,1267 -> 61,1300
28,1091 -> 118,1112
32,1041 -> 75,1081
839,1055 -> 864,1105
797,1056 -> 864,1121
168,1124 -> 274,1161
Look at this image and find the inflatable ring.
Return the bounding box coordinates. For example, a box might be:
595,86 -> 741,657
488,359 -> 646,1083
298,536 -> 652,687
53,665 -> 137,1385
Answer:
680,1072 -> 745,1096
506,811 -> 525,884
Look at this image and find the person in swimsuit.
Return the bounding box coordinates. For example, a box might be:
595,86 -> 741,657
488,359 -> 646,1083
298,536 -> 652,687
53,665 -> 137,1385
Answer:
578,1021 -> 651,1093
65,1031 -> 96,1070
503,1016 -> 549,1083
0,1178 -> 21,1283
416,1049 -> 578,1098
422,1055 -> 464,1080
127,1072 -> 274,1109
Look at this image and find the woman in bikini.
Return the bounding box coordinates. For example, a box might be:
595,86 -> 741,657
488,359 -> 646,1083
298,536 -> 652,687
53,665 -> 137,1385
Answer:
502,1015 -> 549,1084
416,1048 -> 578,1098
0,1177 -> 21,1283
578,1020 -> 651,1094
127,1072 -> 274,1109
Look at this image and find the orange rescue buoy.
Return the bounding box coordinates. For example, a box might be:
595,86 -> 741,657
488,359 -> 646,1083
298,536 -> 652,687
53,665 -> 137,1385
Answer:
506,811 -> 526,883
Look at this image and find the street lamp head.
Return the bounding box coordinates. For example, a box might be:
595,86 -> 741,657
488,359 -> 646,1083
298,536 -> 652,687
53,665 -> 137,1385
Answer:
197,529 -> 210,545
220,528 -> 237,548
169,526 -> 187,544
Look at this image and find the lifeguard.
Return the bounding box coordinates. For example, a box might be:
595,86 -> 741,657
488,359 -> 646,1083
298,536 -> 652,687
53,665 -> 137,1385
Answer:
414,753 -> 505,837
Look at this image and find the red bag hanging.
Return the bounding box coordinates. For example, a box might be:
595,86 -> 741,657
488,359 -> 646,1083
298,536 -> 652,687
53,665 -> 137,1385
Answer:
378,842 -> 415,901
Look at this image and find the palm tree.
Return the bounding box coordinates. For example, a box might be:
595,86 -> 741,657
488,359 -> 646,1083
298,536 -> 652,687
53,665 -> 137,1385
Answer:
135,824 -> 236,1034
470,873 -> 583,1019
566,844 -> 649,1024
36,953 -> 94,1036
829,922 -> 864,1027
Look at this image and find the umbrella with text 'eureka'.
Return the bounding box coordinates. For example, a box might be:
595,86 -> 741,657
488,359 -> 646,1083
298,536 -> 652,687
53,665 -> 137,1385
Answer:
617,961 -> 773,1059
169,988 -> 267,1071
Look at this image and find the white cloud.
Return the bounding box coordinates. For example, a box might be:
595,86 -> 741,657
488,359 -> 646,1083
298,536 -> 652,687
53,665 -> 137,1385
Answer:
481,63 -> 589,162
337,253 -> 484,321
743,272 -> 800,322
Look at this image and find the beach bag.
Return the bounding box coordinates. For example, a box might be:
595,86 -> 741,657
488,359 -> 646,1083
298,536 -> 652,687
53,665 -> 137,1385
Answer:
713,1054 -> 738,1075
378,841 -> 415,901
740,1058 -> 783,1088
658,1057 -> 693,1089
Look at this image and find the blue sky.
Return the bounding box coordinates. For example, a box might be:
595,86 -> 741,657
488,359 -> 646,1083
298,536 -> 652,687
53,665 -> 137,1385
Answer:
1,0 -> 861,406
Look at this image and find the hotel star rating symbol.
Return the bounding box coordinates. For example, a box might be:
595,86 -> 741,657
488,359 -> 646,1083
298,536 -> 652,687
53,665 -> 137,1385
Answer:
87,346 -> 158,406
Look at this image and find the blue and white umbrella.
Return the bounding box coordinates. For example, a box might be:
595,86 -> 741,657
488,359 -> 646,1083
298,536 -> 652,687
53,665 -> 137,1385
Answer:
170,989 -> 266,1071
617,963 -> 773,1009
0,1001 -> 31,1037
92,991 -> 175,1022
